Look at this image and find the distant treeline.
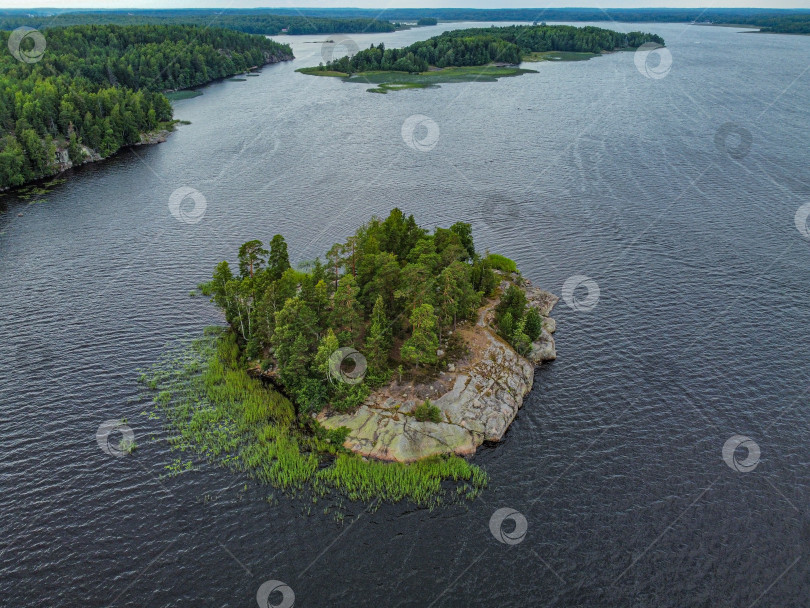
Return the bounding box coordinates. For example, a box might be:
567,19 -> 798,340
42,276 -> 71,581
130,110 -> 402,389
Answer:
321,24 -> 665,75
0,10 -> 398,36
196,7 -> 810,34
3,8 -> 809,35
0,24 -> 293,189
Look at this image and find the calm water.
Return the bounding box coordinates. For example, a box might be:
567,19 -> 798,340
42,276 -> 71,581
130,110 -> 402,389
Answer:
1,21 -> 809,607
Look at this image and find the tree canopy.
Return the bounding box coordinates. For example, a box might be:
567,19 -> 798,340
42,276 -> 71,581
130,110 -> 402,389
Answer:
204,210 -> 505,414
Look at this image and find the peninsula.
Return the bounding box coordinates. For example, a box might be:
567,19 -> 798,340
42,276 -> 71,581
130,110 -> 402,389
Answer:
298,24 -> 666,92
0,25 -> 293,191
144,210 -> 558,505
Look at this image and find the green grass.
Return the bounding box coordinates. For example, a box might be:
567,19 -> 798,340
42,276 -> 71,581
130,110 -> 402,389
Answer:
367,82 -> 436,94
296,67 -> 350,77
522,50 -> 599,62
140,328 -> 487,507
297,64 -> 536,93
486,253 -> 518,273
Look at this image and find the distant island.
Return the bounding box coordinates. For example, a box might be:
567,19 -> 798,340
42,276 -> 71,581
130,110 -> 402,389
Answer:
144,210 -> 558,505
298,24 -> 666,92
0,25 -> 293,190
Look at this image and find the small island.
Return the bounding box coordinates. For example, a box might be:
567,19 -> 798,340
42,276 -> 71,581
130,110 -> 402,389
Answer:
298,24 -> 666,92
145,210 -> 558,505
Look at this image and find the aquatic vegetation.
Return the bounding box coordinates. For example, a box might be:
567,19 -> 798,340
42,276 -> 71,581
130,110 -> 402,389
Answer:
141,328 -> 487,507
298,65 -> 535,92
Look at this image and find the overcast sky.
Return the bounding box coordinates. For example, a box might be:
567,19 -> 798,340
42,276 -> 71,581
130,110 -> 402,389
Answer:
6,1 -> 810,10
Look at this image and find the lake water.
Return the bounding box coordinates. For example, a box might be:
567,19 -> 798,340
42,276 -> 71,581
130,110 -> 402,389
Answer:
1,21 -> 809,607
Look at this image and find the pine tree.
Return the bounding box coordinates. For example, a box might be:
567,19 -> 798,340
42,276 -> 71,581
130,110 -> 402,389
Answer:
331,274 -> 363,343
365,295 -> 392,372
400,304 -> 439,367
267,234 -> 290,280
314,328 -> 340,377
238,240 -> 267,278
524,307 -> 543,342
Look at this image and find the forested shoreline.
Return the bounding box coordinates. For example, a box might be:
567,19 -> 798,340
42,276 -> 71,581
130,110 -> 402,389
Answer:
316,24 -> 665,75
0,11 -> 399,36
0,25 -> 293,190
4,7 -> 809,35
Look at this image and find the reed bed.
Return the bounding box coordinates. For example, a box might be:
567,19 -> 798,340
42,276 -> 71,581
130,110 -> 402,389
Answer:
140,328 -> 487,507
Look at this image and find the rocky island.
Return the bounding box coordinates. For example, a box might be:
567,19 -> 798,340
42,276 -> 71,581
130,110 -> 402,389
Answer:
146,209 -> 559,505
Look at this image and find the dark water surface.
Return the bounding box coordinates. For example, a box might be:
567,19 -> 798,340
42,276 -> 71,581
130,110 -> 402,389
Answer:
1,21 -> 809,607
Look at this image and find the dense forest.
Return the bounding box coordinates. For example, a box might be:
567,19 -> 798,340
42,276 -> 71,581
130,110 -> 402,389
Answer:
318,24 -> 665,75
204,209 -> 540,416
0,24 -> 292,190
0,11 -> 398,36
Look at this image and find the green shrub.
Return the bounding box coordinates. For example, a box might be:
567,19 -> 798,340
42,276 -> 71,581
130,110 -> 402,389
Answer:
525,307 -> 543,341
413,400 -> 442,423
325,426 -> 351,447
485,253 -> 517,273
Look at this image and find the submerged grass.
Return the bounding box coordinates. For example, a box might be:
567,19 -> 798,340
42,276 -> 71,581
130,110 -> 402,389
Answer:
165,90 -> 203,101
140,327 -> 487,507
522,50 -> 599,62
297,64 -> 536,93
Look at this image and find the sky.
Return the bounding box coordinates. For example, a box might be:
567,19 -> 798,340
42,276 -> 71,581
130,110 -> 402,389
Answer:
5,1 -> 810,9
